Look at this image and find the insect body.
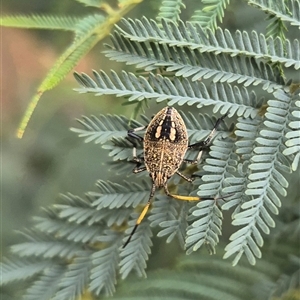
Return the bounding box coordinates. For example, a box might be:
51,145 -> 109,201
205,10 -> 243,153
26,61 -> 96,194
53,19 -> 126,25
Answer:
144,107 -> 189,188
124,107 -> 226,247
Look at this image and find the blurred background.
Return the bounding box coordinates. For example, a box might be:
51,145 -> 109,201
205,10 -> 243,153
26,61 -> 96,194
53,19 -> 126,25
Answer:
1,0 -> 299,283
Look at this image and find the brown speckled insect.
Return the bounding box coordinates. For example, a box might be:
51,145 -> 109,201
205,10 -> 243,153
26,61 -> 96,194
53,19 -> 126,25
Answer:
123,107 -> 226,247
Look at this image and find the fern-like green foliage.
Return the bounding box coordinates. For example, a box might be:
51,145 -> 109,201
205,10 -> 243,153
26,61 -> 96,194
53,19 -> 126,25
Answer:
190,0 -> 231,30
112,17 -> 299,70
283,94 -> 300,170
0,15 -> 81,30
74,0 -> 104,7
0,0 -> 141,138
157,0 -> 186,23
1,0 -> 300,299
249,0 -> 300,29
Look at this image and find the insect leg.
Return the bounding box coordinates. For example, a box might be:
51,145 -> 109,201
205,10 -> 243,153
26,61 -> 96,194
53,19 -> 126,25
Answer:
164,183 -> 224,202
127,126 -> 145,145
175,170 -> 194,183
133,165 -> 147,174
126,126 -> 146,170
187,114 -> 227,164
123,182 -> 156,248
164,184 -> 200,201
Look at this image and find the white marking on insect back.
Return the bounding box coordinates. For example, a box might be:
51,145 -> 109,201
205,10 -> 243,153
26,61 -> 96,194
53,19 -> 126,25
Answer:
169,127 -> 176,141
155,125 -> 162,138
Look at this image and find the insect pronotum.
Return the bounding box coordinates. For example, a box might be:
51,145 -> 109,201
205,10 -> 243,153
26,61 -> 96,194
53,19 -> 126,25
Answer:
124,107 -> 227,247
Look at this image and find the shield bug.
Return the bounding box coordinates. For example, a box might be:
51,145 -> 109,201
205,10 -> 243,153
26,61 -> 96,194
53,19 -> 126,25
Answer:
124,107 -> 227,247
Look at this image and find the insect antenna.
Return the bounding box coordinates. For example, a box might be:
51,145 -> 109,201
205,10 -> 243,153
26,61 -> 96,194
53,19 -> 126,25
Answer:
122,224 -> 138,248
123,183 -> 156,248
